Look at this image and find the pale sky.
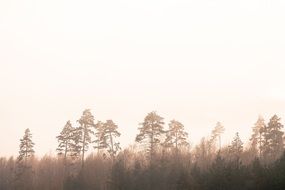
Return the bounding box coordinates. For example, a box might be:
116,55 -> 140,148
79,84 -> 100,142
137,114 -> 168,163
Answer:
1,0 -> 285,157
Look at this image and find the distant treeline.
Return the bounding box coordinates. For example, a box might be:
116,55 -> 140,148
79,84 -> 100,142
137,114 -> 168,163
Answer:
1,109 -> 285,190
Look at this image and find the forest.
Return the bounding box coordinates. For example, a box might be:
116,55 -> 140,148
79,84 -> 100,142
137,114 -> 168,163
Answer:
1,109 -> 285,190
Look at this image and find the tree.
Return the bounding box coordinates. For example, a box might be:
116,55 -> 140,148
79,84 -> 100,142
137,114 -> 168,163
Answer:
18,128 -> 35,164
136,111 -> 165,162
77,109 -> 95,168
209,122 -> 225,151
194,137 -> 212,170
264,115 -> 284,162
56,120 -> 76,164
229,132 -> 243,161
250,116 -> 266,158
15,128 -> 35,190
100,120 -> 121,160
163,120 -> 189,155
208,153 -> 229,190
93,121 -> 106,154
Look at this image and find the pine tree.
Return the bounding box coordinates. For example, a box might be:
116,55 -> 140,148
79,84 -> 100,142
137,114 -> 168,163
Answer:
209,122 -> 225,151
136,111 -> 165,162
264,115 -> 284,162
163,120 -> 189,155
229,132 -> 243,161
56,121 -> 76,164
250,116 -> 266,158
18,128 -> 35,164
15,128 -> 35,190
100,120 -> 121,160
77,109 -> 95,168
208,153 -> 229,190
93,121 -> 106,154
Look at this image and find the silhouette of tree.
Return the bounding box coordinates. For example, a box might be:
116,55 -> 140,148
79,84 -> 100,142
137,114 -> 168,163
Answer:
250,116 -> 266,158
229,132 -> 243,161
93,121 -> 106,154
100,120 -> 121,160
56,120 -> 76,164
209,122 -> 225,151
136,111 -> 165,162
163,120 -> 189,155
18,128 -> 35,164
15,128 -> 35,190
264,115 -> 284,162
77,109 -> 95,168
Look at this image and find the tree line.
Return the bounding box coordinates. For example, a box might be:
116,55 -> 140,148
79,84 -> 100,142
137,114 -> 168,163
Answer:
1,109 -> 285,190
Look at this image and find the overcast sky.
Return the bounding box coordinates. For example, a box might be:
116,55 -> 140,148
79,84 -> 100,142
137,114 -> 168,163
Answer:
1,0 -> 285,157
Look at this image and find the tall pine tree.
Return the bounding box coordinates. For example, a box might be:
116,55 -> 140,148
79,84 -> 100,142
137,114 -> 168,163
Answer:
136,111 -> 165,162
209,122 -> 225,151
77,109 -> 95,168
18,128 -> 35,163
100,120 -> 121,160
93,121 -> 106,154
163,120 -> 189,155
56,120 -> 76,164
250,116 -> 266,158
264,115 -> 284,162
15,128 -> 35,190
229,132 -> 243,162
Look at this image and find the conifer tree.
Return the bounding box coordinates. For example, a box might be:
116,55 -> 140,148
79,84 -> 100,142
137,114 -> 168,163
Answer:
16,128 -> 35,190
136,111 -> 165,161
18,128 -> 35,164
100,120 -> 121,160
163,120 -> 189,155
209,122 -> 225,151
264,115 -> 284,161
229,132 -> 243,161
93,121 -> 106,154
56,121 -> 75,164
250,116 -> 266,158
77,109 -> 95,168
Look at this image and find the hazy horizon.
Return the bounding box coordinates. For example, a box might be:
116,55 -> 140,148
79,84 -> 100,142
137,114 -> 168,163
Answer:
1,0 -> 285,157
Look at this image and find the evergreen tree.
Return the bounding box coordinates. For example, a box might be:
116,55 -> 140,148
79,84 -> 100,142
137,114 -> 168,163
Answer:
250,116 -> 266,157
70,127 -> 83,160
93,121 -> 106,154
209,122 -> 225,151
15,128 -> 35,190
229,132 -> 243,161
250,116 -> 266,158
56,120 -> 76,164
77,109 -> 95,168
136,111 -> 165,162
163,120 -> 189,155
100,120 -> 121,160
18,128 -> 35,163
264,115 -> 284,162
208,153 -> 229,190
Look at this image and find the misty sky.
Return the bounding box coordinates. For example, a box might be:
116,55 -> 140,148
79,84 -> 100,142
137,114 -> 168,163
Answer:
1,0 -> 285,156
